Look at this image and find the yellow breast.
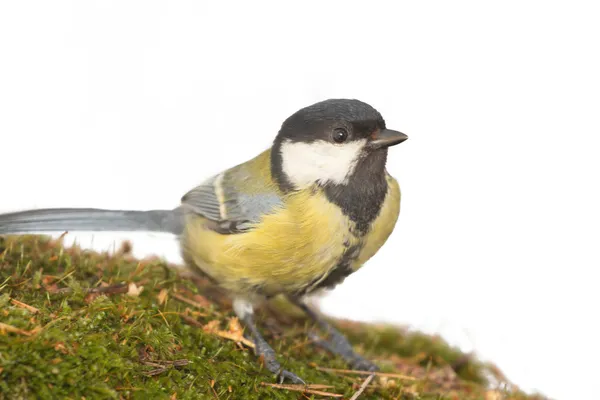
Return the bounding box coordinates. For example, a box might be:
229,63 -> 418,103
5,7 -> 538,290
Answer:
180,175 -> 400,298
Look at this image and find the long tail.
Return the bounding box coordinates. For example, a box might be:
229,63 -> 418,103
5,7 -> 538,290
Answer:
0,207 -> 185,235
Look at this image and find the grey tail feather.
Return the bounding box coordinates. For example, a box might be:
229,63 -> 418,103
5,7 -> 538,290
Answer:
0,207 -> 185,235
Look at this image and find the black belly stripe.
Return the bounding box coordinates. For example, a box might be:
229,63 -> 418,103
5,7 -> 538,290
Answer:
299,242 -> 363,296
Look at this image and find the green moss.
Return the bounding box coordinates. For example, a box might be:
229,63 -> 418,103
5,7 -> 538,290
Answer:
0,235 -> 546,400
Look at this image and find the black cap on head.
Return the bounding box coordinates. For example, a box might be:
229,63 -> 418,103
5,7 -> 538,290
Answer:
294,98 -> 385,124
275,99 -> 387,144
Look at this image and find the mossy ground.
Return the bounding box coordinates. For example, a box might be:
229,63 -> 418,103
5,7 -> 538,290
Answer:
0,235 -> 547,400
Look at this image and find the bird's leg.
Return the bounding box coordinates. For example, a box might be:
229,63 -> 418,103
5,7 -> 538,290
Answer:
233,298 -> 305,384
290,297 -> 379,372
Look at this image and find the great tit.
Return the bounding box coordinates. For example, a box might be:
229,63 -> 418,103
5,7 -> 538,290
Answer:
0,98 -> 408,383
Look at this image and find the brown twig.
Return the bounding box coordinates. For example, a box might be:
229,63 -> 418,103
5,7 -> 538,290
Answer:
54,283 -> 129,295
10,298 -> 40,314
314,366 -> 417,381
171,292 -> 209,310
260,383 -> 342,398
349,374 -> 375,400
178,313 -> 204,327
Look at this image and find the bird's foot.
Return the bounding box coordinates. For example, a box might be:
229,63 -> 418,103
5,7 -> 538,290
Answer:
308,330 -> 379,372
254,334 -> 305,384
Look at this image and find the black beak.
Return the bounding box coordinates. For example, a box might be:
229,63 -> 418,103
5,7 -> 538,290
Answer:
370,129 -> 408,149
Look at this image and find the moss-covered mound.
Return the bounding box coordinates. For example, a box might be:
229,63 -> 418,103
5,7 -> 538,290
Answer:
0,235 -> 547,399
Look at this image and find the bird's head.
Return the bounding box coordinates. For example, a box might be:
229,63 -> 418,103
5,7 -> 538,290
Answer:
271,98 -> 408,191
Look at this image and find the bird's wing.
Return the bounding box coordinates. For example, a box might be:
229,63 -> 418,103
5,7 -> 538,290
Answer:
180,150 -> 284,234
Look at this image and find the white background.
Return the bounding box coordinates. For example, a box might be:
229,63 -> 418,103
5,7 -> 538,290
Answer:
1,2 -> 599,399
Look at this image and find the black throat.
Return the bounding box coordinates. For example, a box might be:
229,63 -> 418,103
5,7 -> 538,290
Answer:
322,149 -> 389,235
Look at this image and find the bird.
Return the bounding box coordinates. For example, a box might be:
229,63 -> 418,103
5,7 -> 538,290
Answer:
0,98 -> 408,383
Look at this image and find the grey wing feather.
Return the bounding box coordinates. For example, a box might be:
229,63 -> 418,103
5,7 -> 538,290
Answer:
180,170 -> 283,234
236,193 -> 285,223
180,175 -> 224,221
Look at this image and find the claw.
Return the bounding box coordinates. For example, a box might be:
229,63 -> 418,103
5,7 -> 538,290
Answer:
278,369 -> 305,385
350,357 -> 379,372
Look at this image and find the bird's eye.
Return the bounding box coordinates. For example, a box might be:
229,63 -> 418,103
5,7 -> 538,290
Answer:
332,128 -> 348,143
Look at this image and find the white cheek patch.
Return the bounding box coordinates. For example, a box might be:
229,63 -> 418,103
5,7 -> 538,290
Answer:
280,139 -> 367,189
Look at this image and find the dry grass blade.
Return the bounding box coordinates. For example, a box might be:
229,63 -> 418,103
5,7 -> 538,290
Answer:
349,374 -> 375,400
314,366 -> 417,381
260,382 -> 342,398
126,282 -> 144,297
0,322 -> 36,336
157,288 -> 168,305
